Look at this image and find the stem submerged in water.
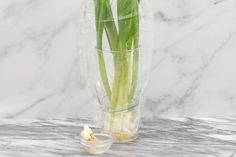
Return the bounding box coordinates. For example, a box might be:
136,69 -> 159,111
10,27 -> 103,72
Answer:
94,0 -> 140,140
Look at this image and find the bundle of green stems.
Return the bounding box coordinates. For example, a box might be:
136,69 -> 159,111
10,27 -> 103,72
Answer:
94,0 -> 140,110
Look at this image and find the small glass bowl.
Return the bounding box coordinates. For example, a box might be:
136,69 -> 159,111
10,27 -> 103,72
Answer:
80,133 -> 113,155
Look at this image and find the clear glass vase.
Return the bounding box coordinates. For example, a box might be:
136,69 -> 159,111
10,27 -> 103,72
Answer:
81,0 -> 154,142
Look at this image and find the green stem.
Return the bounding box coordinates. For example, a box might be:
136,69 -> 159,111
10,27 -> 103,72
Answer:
94,0 -> 112,99
94,0 -> 140,110
129,1 -> 140,102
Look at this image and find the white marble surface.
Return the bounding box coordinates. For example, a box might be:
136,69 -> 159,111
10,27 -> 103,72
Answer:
145,0 -> 236,118
0,0 -> 236,118
0,118 -> 236,156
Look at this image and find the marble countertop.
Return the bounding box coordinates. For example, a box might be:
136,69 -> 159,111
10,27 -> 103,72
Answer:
0,118 -> 235,157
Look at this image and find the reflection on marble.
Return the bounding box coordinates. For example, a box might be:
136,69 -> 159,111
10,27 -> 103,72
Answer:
0,118 -> 236,157
0,0 -> 236,118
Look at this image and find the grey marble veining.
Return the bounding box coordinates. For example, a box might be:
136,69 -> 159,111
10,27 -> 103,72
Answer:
0,118 -> 235,157
0,0 -> 236,118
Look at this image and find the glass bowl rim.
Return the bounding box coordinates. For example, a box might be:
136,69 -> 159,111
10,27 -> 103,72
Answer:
80,133 -> 113,147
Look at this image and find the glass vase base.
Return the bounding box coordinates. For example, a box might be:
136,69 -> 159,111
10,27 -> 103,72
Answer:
114,132 -> 138,143
102,130 -> 138,143
101,104 -> 140,143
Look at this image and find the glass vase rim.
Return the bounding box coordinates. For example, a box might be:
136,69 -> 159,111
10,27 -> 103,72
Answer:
94,13 -> 139,22
95,47 -> 140,54
101,103 -> 139,113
